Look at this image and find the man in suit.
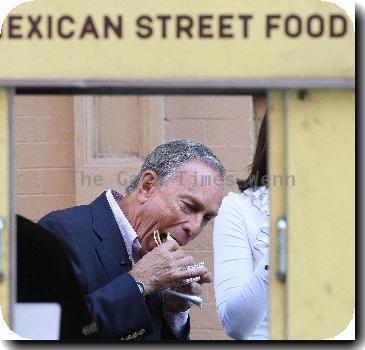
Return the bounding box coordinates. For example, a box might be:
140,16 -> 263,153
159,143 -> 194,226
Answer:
38,138 -> 225,341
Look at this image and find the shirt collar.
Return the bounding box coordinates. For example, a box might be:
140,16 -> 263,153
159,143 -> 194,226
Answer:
105,189 -> 142,263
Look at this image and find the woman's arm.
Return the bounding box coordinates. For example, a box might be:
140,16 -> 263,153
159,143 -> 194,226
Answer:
213,194 -> 269,339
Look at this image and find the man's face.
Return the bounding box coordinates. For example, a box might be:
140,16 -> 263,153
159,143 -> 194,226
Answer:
137,160 -> 224,255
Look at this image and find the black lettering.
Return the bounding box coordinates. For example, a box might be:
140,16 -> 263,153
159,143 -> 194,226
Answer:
199,15 -> 213,38
27,15 -> 42,39
176,15 -> 193,38
157,15 -> 171,39
285,15 -> 302,38
104,15 -> 123,39
80,15 -> 99,39
8,16 -> 23,39
47,15 -> 52,38
219,15 -> 234,38
307,14 -> 324,38
58,16 -> 74,39
238,15 -> 253,38
266,14 -> 280,38
330,14 -> 347,37
136,15 -> 153,38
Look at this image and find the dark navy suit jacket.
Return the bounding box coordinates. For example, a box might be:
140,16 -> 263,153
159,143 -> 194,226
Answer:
38,192 -> 188,341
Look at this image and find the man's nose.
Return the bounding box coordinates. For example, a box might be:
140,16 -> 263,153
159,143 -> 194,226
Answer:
182,214 -> 203,238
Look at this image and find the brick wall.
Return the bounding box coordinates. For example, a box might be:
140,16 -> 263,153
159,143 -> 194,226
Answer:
15,96 -> 76,221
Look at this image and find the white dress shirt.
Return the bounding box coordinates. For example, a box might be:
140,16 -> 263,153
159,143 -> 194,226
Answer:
105,189 -> 188,338
213,186 -> 270,340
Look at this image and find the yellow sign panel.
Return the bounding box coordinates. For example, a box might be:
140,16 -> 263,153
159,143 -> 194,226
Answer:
0,0 -> 354,79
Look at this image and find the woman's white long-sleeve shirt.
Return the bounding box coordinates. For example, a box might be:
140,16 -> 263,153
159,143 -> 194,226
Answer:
213,186 -> 270,340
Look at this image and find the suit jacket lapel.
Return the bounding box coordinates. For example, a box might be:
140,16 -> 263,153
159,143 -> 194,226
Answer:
91,192 -> 132,280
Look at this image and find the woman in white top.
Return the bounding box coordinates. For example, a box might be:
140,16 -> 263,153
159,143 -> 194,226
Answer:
213,115 -> 269,340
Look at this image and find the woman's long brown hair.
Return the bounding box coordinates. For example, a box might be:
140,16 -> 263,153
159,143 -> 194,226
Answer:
237,114 -> 267,192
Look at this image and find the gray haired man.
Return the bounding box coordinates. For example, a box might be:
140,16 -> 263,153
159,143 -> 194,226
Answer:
38,139 -> 225,341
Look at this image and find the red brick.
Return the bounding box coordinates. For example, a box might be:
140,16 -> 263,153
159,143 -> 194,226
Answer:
190,302 -> 223,330
207,119 -> 253,146
190,329 -> 213,340
16,194 -> 75,222
15,116 -> 74,142
211,145 -> 252,172
164,96 -> 252,120
211,330 -> 232,340
15,143 -> 75,169
165,119 -> 207,143
16,169 -> 75,195
15,96 -> 74,117
190,328 -> 230,340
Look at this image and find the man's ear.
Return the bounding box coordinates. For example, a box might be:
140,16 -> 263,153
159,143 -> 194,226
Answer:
137,171 -> 158,204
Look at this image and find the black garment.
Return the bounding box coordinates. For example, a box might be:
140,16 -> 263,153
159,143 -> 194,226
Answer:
17,215 -> 95,340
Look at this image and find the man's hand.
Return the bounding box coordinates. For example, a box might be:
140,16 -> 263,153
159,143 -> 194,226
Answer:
163,271 -> 213,313
129,240 -> 207,295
